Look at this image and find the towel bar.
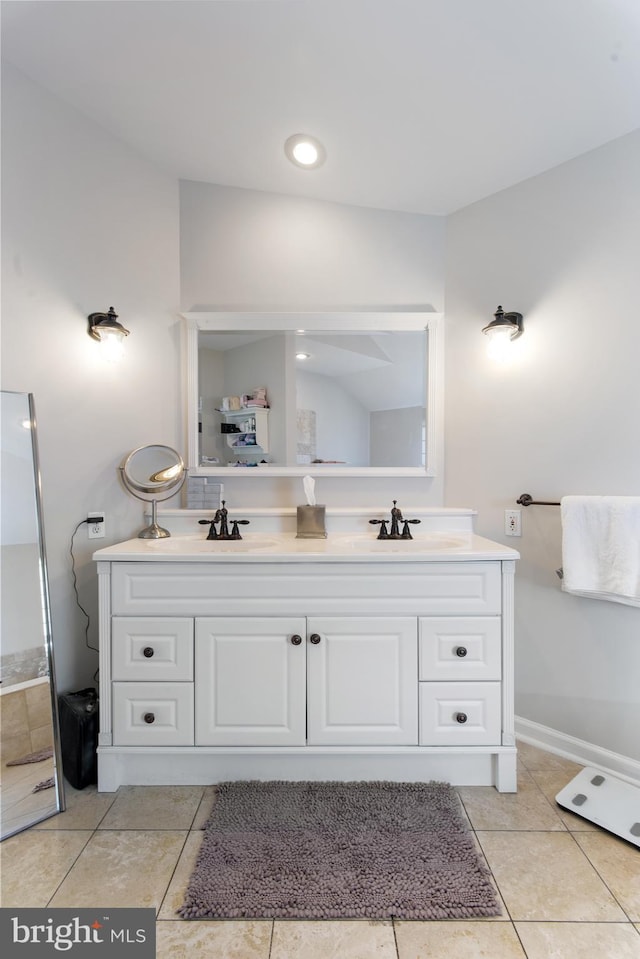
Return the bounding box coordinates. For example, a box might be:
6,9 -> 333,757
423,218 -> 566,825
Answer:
516,493 -> 561,507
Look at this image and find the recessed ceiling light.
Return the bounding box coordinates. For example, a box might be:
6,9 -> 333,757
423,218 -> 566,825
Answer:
284,134 -> 326,169
296,352 -> 310,360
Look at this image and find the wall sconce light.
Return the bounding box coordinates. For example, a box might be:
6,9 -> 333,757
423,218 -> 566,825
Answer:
87,306 -> 129,362
482,305 -> 523,360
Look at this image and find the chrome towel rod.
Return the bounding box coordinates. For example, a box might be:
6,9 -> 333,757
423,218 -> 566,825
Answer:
516,493 -> 561,507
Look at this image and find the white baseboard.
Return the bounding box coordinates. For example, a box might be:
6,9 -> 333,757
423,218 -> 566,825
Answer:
515,716 -> 640,788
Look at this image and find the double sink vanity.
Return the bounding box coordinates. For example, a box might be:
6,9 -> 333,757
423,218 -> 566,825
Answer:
93,506 -> 519,793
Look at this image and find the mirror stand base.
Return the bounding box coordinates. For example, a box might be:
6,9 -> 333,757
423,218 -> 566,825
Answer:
138,523 -> 171,539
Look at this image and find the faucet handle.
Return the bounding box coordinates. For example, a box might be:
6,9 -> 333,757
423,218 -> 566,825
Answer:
229,519 -> 250,540
401,518 -> 421,539
198,517 -> 219,540
369,519 -> 390,539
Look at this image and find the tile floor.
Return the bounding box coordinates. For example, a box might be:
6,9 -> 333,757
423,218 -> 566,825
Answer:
1,753 -> 58,839
1,743 -> 638,958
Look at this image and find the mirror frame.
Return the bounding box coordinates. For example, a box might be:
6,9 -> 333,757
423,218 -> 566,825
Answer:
182,311 -> 443,477
1,391 -> 65,838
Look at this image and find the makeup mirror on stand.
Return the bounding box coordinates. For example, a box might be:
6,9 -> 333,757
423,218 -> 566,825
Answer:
119,445 -> 186,538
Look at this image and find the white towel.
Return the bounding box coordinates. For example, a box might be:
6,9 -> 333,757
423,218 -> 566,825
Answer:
561,496 -> 640,607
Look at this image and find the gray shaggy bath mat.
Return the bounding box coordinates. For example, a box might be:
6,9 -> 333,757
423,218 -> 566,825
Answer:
180,780 -> 500,920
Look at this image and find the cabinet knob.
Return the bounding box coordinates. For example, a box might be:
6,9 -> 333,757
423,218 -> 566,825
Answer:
309,633 -> 321,645
143,712 -> 155,724
142,646 -> 155,658
290,634 -> 302,646
455,646 -> 468,658
455,712 -> 468,724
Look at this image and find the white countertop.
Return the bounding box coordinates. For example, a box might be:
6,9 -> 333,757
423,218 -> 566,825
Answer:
93,531 -> 519,564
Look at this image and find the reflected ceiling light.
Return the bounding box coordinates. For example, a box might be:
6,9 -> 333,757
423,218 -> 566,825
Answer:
482,305 -> 523,361
296,352 -> 310,360
284,134 -> 326,169
88,306 -> 129,362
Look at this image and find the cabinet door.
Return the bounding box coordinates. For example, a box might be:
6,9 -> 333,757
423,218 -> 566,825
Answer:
195,617 -> 306,745
306,617 -> 418,745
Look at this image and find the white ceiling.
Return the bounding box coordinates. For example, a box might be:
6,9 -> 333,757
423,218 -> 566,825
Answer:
2,0 -> 639,215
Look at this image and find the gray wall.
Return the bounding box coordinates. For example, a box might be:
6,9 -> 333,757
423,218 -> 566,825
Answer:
1,64 -> 181,693
445,129 -> 640,762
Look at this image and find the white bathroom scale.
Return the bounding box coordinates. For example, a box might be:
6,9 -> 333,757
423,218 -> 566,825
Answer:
555,766 -> 640,848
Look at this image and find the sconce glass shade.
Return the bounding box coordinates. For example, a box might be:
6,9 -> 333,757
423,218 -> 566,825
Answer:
88,306 -> 129,362
482,305 -> 523,360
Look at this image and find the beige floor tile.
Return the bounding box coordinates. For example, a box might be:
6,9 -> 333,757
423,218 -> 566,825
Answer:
98,786 -> 204,830
49,830 -> 187,909
270,919 -> 396,959
478,831 -> 627,921
575,831 -> 640,920
516,763 -> 534,784
526,768 -> 601,832
0,829 -> 92,906
36,782 -> 117,830
516,741 -> 582,776
516,921 -> 640,958
395,920 -> 526,958
156,919 -> 272,959
1,756 -> 60,837
191,786 -> 217,830
158,831 -> 204,919
458,781 -> 566,831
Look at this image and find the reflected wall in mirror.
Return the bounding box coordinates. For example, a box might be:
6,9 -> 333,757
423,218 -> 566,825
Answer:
1,391 -> 65,839
183,312 -> 442,477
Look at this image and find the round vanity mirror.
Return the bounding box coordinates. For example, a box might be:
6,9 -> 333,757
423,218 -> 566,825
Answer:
120,445 -> 186,538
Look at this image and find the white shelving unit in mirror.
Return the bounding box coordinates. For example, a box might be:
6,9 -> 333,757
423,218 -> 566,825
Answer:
220,407 -> 269,459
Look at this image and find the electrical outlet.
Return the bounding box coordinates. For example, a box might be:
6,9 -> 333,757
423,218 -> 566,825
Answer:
87,512 -> 105,539
505,509 -> 521,537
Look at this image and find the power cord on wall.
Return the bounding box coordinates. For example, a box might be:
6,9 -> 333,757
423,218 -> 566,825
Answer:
70,518 -> 102,683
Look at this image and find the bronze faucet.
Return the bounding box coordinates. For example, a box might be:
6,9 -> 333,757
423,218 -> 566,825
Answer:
199,501 -> 250,540
369,500 -> 421,540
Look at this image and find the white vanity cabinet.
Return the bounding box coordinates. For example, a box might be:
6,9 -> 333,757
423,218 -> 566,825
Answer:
96,548 -> 517,792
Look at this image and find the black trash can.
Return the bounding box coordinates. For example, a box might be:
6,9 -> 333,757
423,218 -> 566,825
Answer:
58,687 -> 99,789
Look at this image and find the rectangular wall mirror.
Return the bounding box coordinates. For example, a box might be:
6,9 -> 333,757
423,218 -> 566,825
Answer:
183,312 -> 442,477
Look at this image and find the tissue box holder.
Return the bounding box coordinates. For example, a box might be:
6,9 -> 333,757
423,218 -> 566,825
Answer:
296,505 -> 327,539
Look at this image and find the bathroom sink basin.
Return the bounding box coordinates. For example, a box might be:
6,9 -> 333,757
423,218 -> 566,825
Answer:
314,533 -> 468,554
332,533 -> 468,552
144,535 -> 282,553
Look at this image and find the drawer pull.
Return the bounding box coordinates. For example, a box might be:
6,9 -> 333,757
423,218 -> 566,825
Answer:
456,712 -> 468,724
142,646 -> 155,658
290,634 -> 302,646
455,646 -> 468,657
143,712 -> 155,724
309,633 -> 322,645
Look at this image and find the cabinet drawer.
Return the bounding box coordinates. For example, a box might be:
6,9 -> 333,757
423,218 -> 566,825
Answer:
113,682 -> 194,745
112,617 -> 193,681
111,562 -> 502,616
419,617 -> 501,682
419,682 -> 501,746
